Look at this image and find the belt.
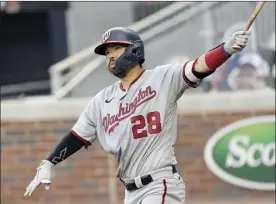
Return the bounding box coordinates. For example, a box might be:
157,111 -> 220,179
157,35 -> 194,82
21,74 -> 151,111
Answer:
120,165 -> 178,192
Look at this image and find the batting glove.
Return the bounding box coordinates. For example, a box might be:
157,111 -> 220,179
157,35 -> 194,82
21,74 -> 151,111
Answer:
223,30 -> 251,55
24,160 -> 53,196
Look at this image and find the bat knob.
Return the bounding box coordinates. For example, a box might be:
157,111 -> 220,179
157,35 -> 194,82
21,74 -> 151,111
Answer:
232,44 -> 244,51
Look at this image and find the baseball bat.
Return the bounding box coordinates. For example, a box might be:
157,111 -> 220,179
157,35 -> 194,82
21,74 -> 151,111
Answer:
232,1 -> 265,49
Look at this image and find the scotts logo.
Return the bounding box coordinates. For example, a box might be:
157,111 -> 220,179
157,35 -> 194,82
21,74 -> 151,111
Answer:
204,115 -> 275,191
102,30 -> 111,43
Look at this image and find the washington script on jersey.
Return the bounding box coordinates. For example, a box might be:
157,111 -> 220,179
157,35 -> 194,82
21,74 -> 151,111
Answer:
103,85 -> 157,134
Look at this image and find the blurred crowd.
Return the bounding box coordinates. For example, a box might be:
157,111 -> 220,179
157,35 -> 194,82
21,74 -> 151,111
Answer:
164,49 -> 275,93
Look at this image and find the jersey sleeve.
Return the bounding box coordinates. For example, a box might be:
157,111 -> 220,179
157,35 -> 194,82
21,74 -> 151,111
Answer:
70,98 -> 98,148
163,60 -> 201,101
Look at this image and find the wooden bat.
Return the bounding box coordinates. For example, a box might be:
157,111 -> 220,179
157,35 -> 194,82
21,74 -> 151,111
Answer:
232,1 -> 265,49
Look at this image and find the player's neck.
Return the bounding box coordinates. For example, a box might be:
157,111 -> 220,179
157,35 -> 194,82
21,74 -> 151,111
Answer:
120,65 -> 144,90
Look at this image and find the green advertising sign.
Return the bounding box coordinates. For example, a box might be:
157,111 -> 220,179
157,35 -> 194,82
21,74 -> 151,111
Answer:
204,115 -> 275,190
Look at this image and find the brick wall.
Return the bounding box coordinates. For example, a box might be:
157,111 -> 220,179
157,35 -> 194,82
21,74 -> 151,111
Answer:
1,92 -> 275,204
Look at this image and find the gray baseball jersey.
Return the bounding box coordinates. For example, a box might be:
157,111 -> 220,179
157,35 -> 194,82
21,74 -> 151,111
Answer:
71,61 -> 201,179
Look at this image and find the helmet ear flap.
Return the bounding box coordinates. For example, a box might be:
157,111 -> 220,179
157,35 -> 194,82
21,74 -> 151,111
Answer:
115,42 -> 144,71
130,41 -> 143,57
115,44 -> 136,69
124,42 -> 139,55
132,46 -> 138,54
132,45 -> 141,56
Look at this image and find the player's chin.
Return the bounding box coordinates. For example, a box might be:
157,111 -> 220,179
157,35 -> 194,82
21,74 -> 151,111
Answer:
108,65 -> 117,73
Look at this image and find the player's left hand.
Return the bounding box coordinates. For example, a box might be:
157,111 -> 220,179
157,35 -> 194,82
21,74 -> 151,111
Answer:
223,30 -> 251,55
24,160 -> 53,196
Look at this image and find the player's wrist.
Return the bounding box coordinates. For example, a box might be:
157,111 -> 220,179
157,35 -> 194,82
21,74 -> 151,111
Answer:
222,42 -> 233,56
40,160 -> 54,169
222,41 -> 235,55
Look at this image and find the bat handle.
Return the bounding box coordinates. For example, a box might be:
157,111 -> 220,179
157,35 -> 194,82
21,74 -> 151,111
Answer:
232,42 -> 246,50
231,1 -> 265,50
232,44 -> 244,50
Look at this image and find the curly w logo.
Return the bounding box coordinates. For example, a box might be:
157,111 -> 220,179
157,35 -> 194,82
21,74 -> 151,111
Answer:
102,30 -> 111,43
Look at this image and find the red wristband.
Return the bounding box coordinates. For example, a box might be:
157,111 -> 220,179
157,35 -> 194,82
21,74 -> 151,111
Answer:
205,44 -> 231,70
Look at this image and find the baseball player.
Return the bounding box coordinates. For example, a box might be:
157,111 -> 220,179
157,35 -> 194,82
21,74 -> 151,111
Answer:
24,27 -> 251,203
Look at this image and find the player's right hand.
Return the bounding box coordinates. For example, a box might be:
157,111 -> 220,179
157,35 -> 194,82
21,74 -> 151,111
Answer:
223,30 -> 251,54
24,160 -> 54,196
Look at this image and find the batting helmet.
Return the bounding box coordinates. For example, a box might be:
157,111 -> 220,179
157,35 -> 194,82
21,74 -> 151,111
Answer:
94,27 -> 145,77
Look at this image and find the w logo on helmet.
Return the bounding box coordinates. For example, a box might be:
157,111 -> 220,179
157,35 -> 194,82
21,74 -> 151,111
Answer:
102,30 -> 111,43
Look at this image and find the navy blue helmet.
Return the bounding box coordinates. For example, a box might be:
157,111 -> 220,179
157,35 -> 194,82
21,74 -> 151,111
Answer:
94,27 -> 145,77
